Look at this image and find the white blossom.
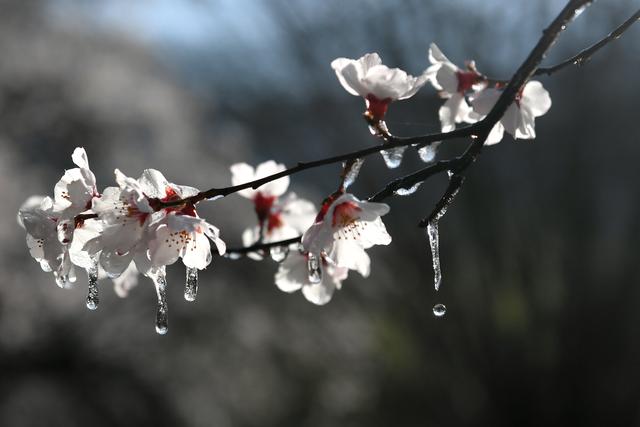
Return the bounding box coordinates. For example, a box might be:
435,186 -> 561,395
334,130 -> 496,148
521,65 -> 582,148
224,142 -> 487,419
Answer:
470,80 -> 552,145
302,193 -> 391,278
275,250 -> 348,305
331,53 -> 428,121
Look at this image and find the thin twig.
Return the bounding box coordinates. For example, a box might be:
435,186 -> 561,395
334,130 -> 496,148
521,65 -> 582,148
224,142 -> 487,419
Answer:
536,8 -> 640,76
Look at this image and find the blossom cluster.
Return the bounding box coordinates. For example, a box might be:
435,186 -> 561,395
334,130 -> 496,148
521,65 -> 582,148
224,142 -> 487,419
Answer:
18,43 -> 555,334
332,43 -> 551,163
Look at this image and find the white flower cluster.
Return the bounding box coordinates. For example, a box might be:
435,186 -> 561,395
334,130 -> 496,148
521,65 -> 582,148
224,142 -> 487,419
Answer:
18,148 -> 226,333
332,44 -> 552,162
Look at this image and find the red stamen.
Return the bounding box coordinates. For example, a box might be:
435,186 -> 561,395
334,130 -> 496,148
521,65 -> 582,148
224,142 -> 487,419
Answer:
456,70 -> 482,93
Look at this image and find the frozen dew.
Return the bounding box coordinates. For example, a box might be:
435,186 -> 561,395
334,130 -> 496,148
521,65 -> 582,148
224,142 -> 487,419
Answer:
307,253 -> 322,284
207,195 -> 224,202
417,144 -> 438,163
224,252 -> 243,260
433,303 -> 446,317
380,146 -> 406,169
342,158 -> 365,189
152,270 -> 169,335
85,256 -> 99,310
184,267 -> 198,302
394,181 -> 423,196
426,222 -> 442,291
269,245 -> 289,263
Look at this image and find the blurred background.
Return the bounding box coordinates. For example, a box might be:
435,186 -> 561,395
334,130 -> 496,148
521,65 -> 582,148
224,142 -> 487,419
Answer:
1,0 -> 640,426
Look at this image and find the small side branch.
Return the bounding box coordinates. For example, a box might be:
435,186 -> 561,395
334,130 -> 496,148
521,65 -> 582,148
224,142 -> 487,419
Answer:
536,8 -> 640,76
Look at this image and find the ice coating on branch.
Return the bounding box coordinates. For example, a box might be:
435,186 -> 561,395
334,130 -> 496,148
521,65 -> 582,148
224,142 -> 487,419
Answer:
342,158 -> 365,190
470,80 -> 552,145
331,52 -> 429,121
184,267 -> 198,302
152,268 -> 169,335
417,143 -> 439,163
394,181 -> 423,196
86,255 -> 99,310
380,146 -> 407,169
426,223 -> 442,291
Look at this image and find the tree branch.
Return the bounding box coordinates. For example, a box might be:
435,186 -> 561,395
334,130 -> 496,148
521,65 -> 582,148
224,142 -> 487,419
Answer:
536,8 -> 640,76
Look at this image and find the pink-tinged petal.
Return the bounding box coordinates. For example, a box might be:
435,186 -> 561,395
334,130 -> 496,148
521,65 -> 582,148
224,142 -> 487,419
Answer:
331,59 -> 368,97
301,279 -> 336,305
138,169 -> 169,198
148,225 -> 181,267
363,65 -> 410,100
484,122 -> 505,146
522,81 -> 551,117
17,195 -> 47,228
230,163 -> 256,199
279,195 -> 317,233
69,219 -> 102,269
434,62 -> 459,95
330,240 -> 371,277
242,227 -> 263,261
500,104 -> 521,137
255,160 -> 289,197
358,217 -> 392,248
71,147 -> 90,169
439,93 -> 464,132
101,250 -> 134,278
182,232 -> 212,270
204,224 -> 226,255
274,251 -> 306,293
428,43 -> 453,65
514,107 -> 536,139
470,88 -> 501,116
359,52 -> 383,71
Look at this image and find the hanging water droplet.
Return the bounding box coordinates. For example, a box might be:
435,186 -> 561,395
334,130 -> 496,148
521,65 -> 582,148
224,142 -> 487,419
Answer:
426,222 -> 442,291
184,267 -> 198,302
380,146 -> 406,169
55,273 -> 69,289
307,253 -> 322,284
433,303 -> 446,317
342,158 -> 365,189
269,245 -> 289,263
394,181 -> 423,196
417,143 -> 439,163
224,252 -> 242,260
152,270 -> 169,335
86,256 -> 99,310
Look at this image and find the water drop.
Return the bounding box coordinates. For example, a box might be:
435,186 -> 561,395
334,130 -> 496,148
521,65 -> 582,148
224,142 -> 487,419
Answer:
342,158 -> 365,189
184,267 -> 198,302
426,222 -> 442,291
380,146 -> 406,169
433,303 -> 446,317
417,143 -> 439,163
86,256 -> 99,310
307,253 -> 322,284
269,245 -> 289,263
394,181 -> 423,196
152,269 -> 169,335
55,273 -> 69,289
224,252 -> 242,260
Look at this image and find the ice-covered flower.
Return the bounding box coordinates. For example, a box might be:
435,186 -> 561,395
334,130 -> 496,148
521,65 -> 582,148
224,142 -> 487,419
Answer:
275,250 -> 348,305
231,161 -> 316,259
331,53 -> 428,121
18,196 -> 76,287
302,193 -> 391,278
470,80 -> 552,145
427,43 -> 485,133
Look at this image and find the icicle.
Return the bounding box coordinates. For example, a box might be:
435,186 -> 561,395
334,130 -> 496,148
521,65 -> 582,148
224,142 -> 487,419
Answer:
432,303 -> 446,317
152,269 -> 169,335
342,158 -> 365,189
270,245 -> 289,263
380,146 -> 406,169
426,222 -> 442,291
394,181 -> 423,196
307,253 -> 322,284
85,256 -> 99,310
184,267 -> 198,302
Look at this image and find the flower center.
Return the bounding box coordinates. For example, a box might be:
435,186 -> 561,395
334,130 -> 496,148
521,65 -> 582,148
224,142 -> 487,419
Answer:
161,186 -> 197,217
456,70 -> 482,93
332,201 -> 362,227
253,192 -> 277,223
365,94 -> 391,121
